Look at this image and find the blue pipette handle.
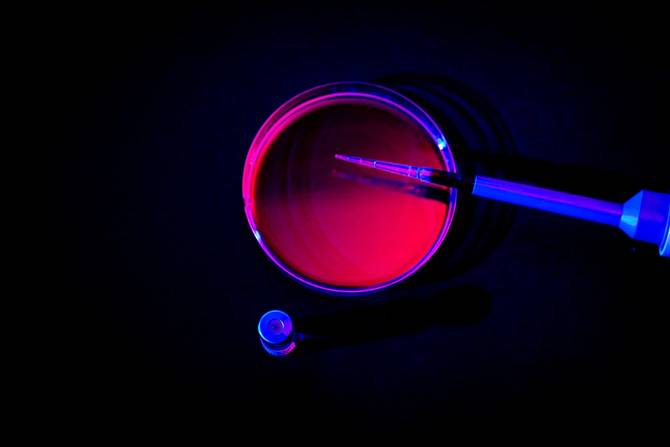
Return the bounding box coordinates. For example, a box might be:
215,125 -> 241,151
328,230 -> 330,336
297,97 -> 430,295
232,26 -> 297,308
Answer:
472,176 -> 670,257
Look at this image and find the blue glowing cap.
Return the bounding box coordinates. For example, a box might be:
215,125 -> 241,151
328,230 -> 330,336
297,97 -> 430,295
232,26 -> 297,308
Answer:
258,310 -> 294,346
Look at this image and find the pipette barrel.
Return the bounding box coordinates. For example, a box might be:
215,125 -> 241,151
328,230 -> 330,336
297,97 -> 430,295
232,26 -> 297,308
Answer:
470,177 -> 670,256
472,176 -> 622,226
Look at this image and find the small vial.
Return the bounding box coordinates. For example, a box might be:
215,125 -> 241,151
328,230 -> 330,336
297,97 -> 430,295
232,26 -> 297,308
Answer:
258,310 -> 296,357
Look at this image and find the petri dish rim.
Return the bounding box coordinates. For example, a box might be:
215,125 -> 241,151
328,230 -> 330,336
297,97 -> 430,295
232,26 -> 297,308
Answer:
242,82 -> 458,295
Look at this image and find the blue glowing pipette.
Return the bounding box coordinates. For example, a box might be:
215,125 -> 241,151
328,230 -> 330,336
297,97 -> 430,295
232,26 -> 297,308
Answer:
334,154 -> 670,257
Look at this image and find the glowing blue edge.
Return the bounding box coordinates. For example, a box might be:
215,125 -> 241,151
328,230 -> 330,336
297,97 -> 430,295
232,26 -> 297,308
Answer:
660,209 -> 670,257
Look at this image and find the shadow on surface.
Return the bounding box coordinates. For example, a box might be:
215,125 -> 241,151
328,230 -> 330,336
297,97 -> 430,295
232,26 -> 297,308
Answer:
292,284 -> 491,353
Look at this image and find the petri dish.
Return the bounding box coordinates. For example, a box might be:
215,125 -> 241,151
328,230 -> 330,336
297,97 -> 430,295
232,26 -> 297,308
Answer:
242,82 -> 458,294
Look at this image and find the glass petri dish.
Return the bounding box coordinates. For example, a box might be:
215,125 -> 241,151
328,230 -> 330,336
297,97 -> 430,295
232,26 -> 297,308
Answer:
242,82 -> 458,294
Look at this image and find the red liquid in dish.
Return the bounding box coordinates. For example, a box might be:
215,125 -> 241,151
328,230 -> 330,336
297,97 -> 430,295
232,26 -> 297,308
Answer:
249,97 -> 453,289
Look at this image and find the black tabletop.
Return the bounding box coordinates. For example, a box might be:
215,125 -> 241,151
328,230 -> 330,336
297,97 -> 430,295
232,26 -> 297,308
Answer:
46,1 -> 669,429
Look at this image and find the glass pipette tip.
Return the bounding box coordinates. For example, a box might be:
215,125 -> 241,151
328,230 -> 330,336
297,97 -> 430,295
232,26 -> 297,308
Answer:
334,153 -> 465,188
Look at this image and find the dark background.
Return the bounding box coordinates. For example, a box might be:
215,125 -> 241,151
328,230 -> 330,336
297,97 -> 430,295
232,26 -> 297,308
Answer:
45,1 -> 669,428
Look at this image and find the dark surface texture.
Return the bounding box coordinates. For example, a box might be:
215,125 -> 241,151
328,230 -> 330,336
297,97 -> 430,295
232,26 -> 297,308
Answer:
45,1 -> 669,429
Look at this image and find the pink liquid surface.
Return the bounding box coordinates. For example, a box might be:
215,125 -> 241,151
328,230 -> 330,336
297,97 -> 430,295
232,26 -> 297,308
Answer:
249,98 -> 453,289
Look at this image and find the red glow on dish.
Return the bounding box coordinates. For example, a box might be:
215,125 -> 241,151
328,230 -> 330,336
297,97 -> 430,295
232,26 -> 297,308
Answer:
248,95 -> 454,290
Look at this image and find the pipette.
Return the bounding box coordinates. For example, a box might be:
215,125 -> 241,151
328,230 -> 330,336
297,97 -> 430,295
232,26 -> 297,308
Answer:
334,154 -> 670,257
